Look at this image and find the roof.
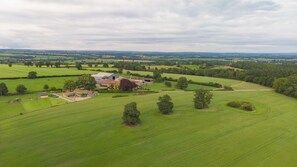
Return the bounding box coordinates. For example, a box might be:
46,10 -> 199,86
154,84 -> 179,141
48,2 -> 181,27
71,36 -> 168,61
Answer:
91,72 -> 116,78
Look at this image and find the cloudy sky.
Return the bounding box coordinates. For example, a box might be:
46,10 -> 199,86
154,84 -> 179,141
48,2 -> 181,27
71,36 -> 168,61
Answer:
0,0 -> 296,52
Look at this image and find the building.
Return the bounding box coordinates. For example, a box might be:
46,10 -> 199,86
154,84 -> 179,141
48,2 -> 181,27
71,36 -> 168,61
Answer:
91,72 -> 119,80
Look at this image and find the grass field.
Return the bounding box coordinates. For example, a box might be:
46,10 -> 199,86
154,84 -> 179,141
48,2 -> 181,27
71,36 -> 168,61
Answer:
1,89 -> 297,166
142,81 -> 213,91
0,94 -> 67,119
0,64 -> 94,78
0,77 -> 78,93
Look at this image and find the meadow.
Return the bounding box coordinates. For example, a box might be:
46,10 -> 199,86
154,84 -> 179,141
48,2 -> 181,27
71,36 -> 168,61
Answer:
1,89 -> 297,166
0,64 -> 94,78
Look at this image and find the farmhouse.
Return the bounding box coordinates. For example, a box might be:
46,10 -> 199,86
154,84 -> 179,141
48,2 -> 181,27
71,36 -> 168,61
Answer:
91,72 -> 119,80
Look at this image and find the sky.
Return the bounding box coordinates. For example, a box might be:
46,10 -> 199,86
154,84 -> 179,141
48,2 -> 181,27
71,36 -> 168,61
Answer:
0,0 -> 296,53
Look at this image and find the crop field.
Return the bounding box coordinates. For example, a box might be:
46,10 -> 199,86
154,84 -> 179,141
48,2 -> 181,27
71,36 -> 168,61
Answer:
0,64 -> 94,78
0,77 -> 78,93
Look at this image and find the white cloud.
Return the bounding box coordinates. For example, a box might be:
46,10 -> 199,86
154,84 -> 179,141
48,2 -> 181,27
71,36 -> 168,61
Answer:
0,0 -> 296,52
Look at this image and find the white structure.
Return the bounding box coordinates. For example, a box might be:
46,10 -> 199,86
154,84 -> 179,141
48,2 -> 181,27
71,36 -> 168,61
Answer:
91,72 -> 119,80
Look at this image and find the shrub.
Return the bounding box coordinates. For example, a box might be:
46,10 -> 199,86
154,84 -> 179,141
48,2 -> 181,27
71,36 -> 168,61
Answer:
157,95 -> 174,114
193,89 -> 213,109
122,102 -> 141,126
223,86 -> 234,91
227,101 -> 255,111
164,81 -> 172,87
43,84 -> 49,91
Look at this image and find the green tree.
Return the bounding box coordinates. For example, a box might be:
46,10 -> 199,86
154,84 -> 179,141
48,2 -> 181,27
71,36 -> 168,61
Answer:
193,89 -> 213,109
103,63 -> 109,68
157,95 -> 174,114
28,71 -> 37,79
43,84 -> 49,91
64,80 -> 77,91
0,82 -> 8,96
122,102 -> 141,126
176,77 -> 188,90
76,74 -> 96,90
8,62 -> 12,67
16,84 -> 27,94
76,62 -> 82,70
49,87 -> 57,92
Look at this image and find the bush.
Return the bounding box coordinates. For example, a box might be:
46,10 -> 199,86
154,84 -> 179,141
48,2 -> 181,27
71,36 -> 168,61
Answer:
157,95 -> 174,114
223,86 -> 234,91
43,84 -> 49,91
227,101 -> 255,111
227,101 -> 241,108
164,81 -> 172,87
122,102 -> 141,126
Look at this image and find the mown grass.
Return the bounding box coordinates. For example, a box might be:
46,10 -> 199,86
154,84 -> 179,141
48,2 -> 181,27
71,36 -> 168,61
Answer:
0,77 -> 78,93
0,64 -> 94,78
142,81 -> 213,91
0,94 -> 67,119
1,90 -> 297,166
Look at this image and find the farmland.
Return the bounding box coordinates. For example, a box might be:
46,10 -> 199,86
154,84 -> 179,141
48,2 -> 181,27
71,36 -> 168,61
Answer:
0,64 -> 94,78
1,90 -> 297,166
0,77 -> 78,93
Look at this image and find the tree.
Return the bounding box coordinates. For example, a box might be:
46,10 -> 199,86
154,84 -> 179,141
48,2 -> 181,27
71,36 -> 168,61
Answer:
0,82 -> 8,96
193,89 -> 213,109
54,62 -> 61,68
157,95 -> 174,114
118,68 -> 123,74
176,77 -> 188,90
43,84 -> 49,91
76,62 -> 82,70
119,79 -> 137,91
8,62 -> 12,67
76,74 -> 96,90
164,81 -> 172,87
16,84 -> 27,94
64,80 -> 77,91
122,102 -> 141,126
103,63 -> 109,68
28,71 -> 37,79
87,63 -> 93,68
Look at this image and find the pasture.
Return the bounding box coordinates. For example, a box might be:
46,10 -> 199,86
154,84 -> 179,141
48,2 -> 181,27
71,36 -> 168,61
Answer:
0,77 -> 78,93
1,90 -> 297,166
0,64 -> 94,78
0,94 -> 67,119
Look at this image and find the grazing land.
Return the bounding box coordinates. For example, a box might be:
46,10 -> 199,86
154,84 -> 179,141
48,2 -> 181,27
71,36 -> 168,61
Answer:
0,64 -> 93,78
1,90 -> 297,166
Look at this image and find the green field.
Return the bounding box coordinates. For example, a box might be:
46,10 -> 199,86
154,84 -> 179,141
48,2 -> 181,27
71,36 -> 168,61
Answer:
1,89 -> 297,166
0,77 -> 78,93
0,94 -> 67,119
0,64 -> 94,78
142,81 -> 213,91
